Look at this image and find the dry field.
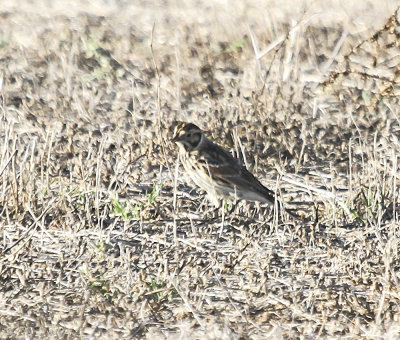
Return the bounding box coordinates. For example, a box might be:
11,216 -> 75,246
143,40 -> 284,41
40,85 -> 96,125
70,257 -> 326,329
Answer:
1,0 -> 400,338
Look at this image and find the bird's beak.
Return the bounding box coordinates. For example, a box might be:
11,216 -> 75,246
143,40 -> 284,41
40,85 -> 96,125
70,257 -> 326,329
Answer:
170,134 -> 180,143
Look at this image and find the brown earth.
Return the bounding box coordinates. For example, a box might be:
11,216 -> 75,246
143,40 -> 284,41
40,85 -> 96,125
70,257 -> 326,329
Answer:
0,1 -> 400,338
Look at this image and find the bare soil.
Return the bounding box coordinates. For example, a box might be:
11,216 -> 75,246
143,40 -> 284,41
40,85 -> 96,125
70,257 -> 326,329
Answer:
1,1 -> 400,338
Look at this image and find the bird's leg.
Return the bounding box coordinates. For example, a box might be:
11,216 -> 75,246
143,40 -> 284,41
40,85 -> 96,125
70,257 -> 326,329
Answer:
195,195 -> 209,214
218,199 -> 225,239
207,195 -> 221,220
228,199 -> 240,215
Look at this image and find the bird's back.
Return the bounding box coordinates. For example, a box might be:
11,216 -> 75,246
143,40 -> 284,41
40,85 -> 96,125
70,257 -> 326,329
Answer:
195,138 -> 276,205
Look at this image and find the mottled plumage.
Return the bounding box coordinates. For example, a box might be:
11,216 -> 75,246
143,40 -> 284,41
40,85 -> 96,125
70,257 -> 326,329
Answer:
171,122 -> 277,207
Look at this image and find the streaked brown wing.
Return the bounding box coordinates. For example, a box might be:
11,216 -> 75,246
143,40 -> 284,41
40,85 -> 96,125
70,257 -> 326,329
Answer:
197,141 -> 275,202
197,143 -> 242,177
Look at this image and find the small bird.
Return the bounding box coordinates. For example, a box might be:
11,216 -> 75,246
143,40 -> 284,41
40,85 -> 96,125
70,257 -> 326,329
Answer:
171,122 -> 279,209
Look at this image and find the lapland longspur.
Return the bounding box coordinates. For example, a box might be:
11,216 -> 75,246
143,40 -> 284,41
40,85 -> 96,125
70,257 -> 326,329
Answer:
171,122 -> 278,208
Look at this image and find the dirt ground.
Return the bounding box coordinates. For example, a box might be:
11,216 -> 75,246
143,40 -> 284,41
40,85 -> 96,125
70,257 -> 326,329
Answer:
1,0 -> 400,338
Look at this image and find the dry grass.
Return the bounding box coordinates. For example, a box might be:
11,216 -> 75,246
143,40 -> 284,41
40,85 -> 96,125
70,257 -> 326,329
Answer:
0,0 -> 400,338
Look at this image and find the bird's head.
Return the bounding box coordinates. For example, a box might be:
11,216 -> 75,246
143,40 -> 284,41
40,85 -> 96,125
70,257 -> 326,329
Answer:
171,122 -> 203,151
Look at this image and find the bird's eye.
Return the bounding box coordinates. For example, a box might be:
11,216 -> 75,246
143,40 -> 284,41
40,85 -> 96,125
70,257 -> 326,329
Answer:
187,133 -> 191,137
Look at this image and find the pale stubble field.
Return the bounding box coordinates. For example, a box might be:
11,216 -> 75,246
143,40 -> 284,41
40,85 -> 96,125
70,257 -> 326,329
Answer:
0,0 -> 400,338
